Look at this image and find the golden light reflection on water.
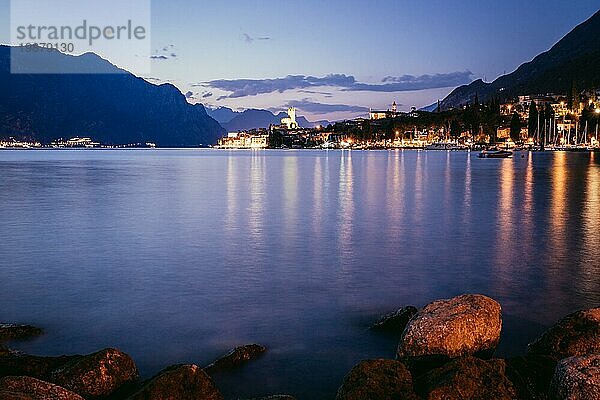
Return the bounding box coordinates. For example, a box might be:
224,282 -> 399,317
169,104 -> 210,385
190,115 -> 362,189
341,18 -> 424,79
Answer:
224,154 -> 238,235
338,151 -> 354,260
496,158 -> 515,268
581,152 -> 600,293
549,152 -> 568,261
248,152 -> 266,244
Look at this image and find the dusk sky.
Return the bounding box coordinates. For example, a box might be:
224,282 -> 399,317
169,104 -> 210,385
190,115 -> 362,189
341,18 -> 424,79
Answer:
2,0 -> 599,120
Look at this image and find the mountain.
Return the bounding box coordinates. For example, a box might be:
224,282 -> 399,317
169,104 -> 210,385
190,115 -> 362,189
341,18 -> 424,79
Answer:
0,45 -> 225,146
205,106 -> 238,125
441,9 -> 600,109
221,108 -> 329,132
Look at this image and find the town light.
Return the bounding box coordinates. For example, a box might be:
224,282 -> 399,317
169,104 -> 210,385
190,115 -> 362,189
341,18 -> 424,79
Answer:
595,108 -> 600,114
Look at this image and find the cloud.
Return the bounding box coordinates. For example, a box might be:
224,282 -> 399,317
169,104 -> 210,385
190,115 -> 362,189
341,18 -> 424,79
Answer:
347,71 -> 474,92
206,74 -> 356,98
242,33 -> 271,44
283,99 -> 369,115
206,72 -> 472,98
151,44 -> 178,60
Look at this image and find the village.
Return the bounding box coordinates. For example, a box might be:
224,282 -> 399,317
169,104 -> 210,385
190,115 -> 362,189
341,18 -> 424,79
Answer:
216,89 -> 600,151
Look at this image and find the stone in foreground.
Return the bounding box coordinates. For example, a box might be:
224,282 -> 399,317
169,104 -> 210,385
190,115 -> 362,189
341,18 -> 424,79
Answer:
0,376 -> 84,400
505,354 -> 556,400
416,356 -> 517,400
129,364 -> 223,400
397,294 -> 502,367
528,308 -> 600,361
550,354 -> 600,400
0,353 -> 80,380
371,306 -> 418,334
0,324 -> 43,342
204,344 -> 266,373
51,348 -> 139,398
336,359 -> 419,400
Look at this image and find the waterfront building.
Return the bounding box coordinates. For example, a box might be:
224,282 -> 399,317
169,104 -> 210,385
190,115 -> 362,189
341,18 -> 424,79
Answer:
217,131 -> 269,149
281,107 -> 299,130
370,101 -> 400,120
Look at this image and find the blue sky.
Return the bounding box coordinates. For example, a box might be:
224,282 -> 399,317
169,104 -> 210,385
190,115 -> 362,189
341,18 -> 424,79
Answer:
1,0 -> 599,120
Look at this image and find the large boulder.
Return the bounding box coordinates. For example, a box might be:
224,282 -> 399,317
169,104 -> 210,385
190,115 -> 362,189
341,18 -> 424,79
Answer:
0,324 -> 43,341
50,348 -> 139,398
128,364 -> 223,400
505,354 -> 556,400
204,344 -> 266,373
550,354 -> 600,400
371,306 -> 418,334
415,356 -> 517,400
335,359 -> 419,400
528,308 -> 600,361
397,294 -> 502,368
0,354 -> 80,379
0,376 -> 84,400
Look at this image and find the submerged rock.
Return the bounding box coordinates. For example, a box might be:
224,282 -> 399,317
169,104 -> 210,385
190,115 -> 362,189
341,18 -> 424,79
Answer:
0,376 -> 84,400
371,306 -> 418,334
0,353 -> 80,379
528,308 -> 600,361
128,364 -> 223,400
397,294 -> 502,369
204,344 -> 266,373
51,348 -> 139,398
550,354 -> 600,400
0,324 -> 43,341
505,354 -> 556,400
335,359 -> 419,400
415,356 -> 517,400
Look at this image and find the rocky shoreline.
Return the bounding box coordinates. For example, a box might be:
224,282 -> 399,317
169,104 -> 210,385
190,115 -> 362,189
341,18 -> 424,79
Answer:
1,294 -> 598,399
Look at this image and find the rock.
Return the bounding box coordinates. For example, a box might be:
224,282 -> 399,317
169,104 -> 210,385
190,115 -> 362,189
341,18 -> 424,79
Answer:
204,344 -> 266,373
50,348 -> 139,398
528,308 -> 600,361
335,359 -> 419,400
415,356 -> 517,400
0,353 -> 80,379
397,294 -> 502,369
0,324 -> 43,342
0,376 -> 85,399
239,396 -> 296,400
371,306 -> 418,334
550,354 -> 600,400
0,343 -> 9,357
505,354 -> 556,400
128,364 -> 223,400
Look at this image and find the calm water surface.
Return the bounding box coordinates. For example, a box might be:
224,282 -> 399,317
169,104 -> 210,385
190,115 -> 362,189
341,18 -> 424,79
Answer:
1,149 -> 599,399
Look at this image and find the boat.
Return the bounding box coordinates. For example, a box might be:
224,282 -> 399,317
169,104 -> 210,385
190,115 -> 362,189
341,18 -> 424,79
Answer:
478,149 -> 513,158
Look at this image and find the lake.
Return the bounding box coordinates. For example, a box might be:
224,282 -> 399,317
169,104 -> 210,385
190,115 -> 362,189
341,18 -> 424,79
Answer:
1,149 -> 599,399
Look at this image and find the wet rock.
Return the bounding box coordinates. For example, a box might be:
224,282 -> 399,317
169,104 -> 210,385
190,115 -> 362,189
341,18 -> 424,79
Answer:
0,353 -> 80,379
505,354 -> 556,400
335,359 -> 419,400
550,354 -> 600,400
397,294 -> 502,370
371,306 -> 418,334
204,344 -> 266,373
415,356 -> 517,400
51,348 -> 139,398
0,376 -> 84,400
528,308 -> 600,361
0,324 -> 43,342
128,364 -> 223,400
